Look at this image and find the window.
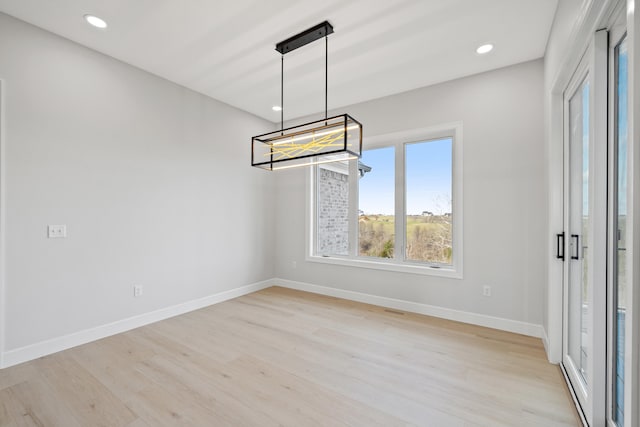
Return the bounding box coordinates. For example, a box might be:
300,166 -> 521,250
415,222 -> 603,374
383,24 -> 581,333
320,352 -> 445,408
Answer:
612,34 -> 627,427
358,147 -> 395,258
310,123 -> 462,278
405,139 -> 453,264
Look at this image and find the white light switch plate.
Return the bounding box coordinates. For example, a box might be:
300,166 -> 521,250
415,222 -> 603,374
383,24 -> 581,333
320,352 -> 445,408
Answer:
48,224 -> 67,238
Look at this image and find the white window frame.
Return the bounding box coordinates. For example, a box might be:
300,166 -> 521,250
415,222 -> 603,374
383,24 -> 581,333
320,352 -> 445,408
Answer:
306,122 -> 463,279
0,80 -> 5,368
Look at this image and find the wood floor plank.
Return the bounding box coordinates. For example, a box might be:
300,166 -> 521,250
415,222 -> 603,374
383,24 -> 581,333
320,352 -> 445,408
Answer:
0,379 -> 83,427
0,363 -> 38,392
34,353 -> 137,427
0,286 -> 580,426
70,338 -> 157,399
226,355 -> 411,427
0,385 -> 42,427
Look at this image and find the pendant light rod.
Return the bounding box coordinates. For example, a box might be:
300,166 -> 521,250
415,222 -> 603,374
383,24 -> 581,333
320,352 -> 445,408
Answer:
275,21 -> 334,130
325,35 -> 328,120
281,55 -> 284,132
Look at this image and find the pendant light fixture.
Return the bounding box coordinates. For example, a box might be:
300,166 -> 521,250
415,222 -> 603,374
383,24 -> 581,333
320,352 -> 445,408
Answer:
251,21 -> 363,171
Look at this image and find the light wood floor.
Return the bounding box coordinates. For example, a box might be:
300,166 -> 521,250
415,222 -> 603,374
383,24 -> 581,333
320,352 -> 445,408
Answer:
0,287 -> 579,426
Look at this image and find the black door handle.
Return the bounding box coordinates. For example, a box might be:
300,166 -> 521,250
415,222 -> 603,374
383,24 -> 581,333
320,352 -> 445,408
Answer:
556,233 -> 565,260
571,234 -> 579,260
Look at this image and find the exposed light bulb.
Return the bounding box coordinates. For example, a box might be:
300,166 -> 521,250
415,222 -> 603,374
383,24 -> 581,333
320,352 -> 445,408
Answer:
271,156 -> 358,171
271,124 -> 360,145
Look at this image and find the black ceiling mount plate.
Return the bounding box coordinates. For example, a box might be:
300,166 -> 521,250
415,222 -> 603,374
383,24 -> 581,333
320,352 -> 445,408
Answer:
275,21 -> 334,55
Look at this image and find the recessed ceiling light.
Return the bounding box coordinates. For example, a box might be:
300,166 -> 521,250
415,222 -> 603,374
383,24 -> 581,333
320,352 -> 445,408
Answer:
272,105 -> 282,112
84,14 -> 108,29
476,44 -> 493,54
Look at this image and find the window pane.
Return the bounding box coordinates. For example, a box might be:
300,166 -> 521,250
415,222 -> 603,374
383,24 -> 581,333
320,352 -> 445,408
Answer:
358,147 -> 395,258
613,36 -> 627,427
567,77 -> 589,385
405,138 -> 453,264
316,163 -> 350,256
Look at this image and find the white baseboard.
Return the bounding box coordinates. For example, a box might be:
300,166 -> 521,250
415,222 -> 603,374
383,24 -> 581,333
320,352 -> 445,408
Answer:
273,278 -> 543,338
541,327 -> 552,362
2,277 -> 545,369
1,280 -> 272,369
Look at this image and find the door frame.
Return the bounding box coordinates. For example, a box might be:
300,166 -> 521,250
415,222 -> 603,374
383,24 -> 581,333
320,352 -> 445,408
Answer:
548,0 -> 620,367
561,54 -> 590,409
548,2 -> 639,426
589,28 -> 610,427
560,29 -> 608,426
625,1 -> 640,426
0,79 -> 5,369
606,8 -> 628,426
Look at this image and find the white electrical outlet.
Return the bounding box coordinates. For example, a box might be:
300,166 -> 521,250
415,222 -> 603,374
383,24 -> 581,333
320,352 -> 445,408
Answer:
292,261 -> 297,269
47,224 -> 67,238
483,286 -> 492,297
133,285 -> 143,297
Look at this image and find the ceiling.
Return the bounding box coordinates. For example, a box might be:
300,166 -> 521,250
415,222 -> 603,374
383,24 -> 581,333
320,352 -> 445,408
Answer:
0,0 -> 558,123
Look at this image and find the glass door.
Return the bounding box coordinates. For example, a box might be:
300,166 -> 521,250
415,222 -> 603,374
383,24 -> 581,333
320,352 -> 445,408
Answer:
564,64 -> 591,411
609,31 -> 628,427
562,30 -> 608,425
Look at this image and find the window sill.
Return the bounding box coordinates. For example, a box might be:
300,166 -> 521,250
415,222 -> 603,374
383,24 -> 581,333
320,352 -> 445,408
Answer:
306,255 -> 462,279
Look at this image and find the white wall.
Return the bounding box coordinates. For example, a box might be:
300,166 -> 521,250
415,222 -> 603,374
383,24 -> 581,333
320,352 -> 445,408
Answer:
545,0 -> 588,88
0,13 -> 274,359
274,59 -> 546,330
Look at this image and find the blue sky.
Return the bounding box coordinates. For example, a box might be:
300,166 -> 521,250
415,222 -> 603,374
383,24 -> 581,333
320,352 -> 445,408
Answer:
618,40 -> 628,216
582,81 -> 590,216
359,138 -> 452,215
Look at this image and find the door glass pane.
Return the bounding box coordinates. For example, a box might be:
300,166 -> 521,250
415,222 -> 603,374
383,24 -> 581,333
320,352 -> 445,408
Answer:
358,147 -> 395,258
316,162 -> 350,256
568,78 -> 590,385
613,36 -> 628,427
405,138 -> 453,264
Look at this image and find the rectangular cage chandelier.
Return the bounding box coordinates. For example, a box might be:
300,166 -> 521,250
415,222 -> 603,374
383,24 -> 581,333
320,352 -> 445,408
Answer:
251,21 -> 363,171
